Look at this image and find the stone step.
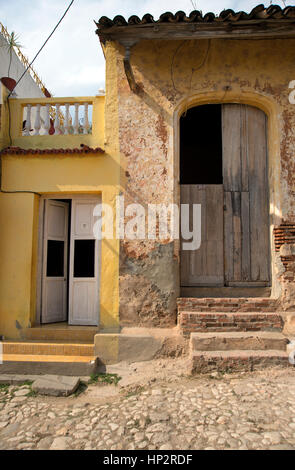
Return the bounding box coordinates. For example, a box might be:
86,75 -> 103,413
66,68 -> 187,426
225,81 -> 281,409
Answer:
190,350 -> 292,374
177,297 -> 278,313
179,311 -> 284,336
25,326 -> 99,342
2,341 -> 94,357
190,331 -> 288,352
0,354 -> 99,376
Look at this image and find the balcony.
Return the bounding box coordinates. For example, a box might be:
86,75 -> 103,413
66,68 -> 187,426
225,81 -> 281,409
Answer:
1,92 -> 105,152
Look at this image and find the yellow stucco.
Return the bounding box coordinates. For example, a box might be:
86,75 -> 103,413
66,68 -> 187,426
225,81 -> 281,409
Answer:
0,65 -> 121,338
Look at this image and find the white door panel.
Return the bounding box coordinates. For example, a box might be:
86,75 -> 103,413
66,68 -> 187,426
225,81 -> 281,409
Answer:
47,204 -> 67,238
71,281 -> 97,325
74,201 -> 96,237
42,200 -> 69,324
69,198 -> 101,326
44,279 -> 67,322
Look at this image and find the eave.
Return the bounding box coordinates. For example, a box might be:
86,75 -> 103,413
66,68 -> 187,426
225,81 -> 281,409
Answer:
96,19 -> 295,45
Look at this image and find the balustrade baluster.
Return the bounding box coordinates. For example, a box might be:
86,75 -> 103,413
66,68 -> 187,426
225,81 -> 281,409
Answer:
22,100 -> 94,137
44,104 -> 50,135
34,104 -> 41,135
74,103 -> 79,135
83,103 -> 89,134
54,104 -> 61,134
64,104 -> 70,135
24,105 -> 32,136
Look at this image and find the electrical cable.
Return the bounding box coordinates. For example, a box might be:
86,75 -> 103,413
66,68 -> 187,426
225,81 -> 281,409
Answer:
1,1 -> 75,195
7,1 -> 75,98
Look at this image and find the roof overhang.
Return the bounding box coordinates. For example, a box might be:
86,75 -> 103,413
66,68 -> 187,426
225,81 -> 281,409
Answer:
95,5 -> 295,45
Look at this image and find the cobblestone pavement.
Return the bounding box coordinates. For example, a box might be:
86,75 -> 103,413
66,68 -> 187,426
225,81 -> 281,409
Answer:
0,361 -> 295,450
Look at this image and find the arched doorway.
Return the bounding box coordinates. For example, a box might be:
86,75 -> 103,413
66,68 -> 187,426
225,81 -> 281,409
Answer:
180,103 -> 271,290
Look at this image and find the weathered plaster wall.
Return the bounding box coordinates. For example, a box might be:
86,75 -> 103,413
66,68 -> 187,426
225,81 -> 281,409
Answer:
106,37 -> 295,325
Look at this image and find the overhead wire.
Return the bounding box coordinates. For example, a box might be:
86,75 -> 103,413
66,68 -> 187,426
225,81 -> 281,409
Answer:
1,1 -> 75,195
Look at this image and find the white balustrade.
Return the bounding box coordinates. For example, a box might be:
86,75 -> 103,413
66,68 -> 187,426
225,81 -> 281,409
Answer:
21,101 -> 93,137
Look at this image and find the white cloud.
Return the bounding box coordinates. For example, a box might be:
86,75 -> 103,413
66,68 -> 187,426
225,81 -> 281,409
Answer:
0,0 -> 294,96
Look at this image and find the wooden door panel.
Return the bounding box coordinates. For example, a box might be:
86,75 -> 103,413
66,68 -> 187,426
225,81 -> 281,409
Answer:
180,184 -> 224,286
222,104 -> 270,285
247,106 -> 270,282
224,191 -> 251,284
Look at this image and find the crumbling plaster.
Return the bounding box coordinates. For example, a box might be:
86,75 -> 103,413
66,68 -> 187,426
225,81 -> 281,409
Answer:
103,38 -> 295,326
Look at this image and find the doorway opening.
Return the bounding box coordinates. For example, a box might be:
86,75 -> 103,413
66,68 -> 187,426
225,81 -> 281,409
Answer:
180,103 -> 271,291
180,104 -> 222,185
38,195 -> 101,326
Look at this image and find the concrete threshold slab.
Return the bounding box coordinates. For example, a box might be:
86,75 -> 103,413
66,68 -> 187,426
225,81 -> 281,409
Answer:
94,330 -> 187,365
32,375 -> 80,397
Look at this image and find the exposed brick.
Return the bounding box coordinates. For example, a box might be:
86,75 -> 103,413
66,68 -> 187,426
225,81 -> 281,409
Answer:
178,311 -> 284,336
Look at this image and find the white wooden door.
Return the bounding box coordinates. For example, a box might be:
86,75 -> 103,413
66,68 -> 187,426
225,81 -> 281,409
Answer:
41,200 -> 69,323
69,199 -> 100,326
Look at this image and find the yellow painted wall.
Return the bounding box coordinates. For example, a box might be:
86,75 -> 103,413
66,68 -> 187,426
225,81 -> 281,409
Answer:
0,193 -> 36,338
0,155 -> 120,338
0,67 -> 121,338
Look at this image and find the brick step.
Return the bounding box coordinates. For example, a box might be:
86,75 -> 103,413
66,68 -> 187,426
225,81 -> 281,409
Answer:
190,331 -> 288,352
190,350 -> 292,374
0,354 -> 99,376
180,287 -> 271,298
177,297 -> 278,313
2,341 -> 94,357
179,312 -> 284,336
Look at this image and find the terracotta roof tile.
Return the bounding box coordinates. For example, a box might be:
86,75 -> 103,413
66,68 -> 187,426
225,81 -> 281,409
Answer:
1,144 -> 105,155
96,4 -> 295,29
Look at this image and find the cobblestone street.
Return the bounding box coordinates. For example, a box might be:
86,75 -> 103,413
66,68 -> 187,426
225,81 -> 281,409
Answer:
0,359 -> 295,450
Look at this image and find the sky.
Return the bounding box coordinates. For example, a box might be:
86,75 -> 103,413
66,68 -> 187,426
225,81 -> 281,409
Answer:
0,0 -> 294,97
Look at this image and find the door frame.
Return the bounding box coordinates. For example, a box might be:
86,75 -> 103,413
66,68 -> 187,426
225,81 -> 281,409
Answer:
36,194 -> 101,326
174,94 -> 279,295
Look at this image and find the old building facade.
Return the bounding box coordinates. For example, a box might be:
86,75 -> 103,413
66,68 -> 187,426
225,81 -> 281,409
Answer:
0,5 -> 295,370
97,5 -> 295,329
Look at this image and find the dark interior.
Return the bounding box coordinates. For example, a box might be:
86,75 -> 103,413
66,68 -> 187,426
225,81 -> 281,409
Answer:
74,239 -> 95,278
180,104 -> 223,184
46,240 -> 64,277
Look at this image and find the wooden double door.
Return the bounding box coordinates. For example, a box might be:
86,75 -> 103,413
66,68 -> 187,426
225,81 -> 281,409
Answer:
181,104 -> 270,287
